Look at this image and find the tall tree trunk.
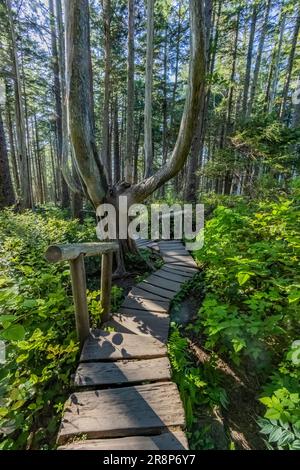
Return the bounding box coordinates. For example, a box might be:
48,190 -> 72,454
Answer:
6,0 -> 31,209
144,0 -> 154,178
241,3 -> 257,119
101,0 -> 112,184
125,0 -> 135,183
34,114 -> 45,204
0,106 -> 15,207
5,80 -> 20,193
226,10 -> 240,135
279,9 -> 300,120
248,0 -> 272,116
50,0 -> 69,207
184,0 -> 212,202
265,8 -> 286,112
113,95 -> 120,184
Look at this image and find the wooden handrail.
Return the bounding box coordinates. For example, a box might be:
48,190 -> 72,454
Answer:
45,242 -> 119,263
44,241 -> 119,348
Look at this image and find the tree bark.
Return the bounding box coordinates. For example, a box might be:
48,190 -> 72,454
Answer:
279,9 -> 300,120
65,0 -> 108,207
265,8 -> 286,112
101,0 -> 112,184
0,106 -> 15,207
113,95 -> 120,184
144,0 -> 154,178
5,80 -> 20,193
248,0 -> 272,117
65,0 -> 206,209
50,0 -> 70,207
241,2 -> 257,119
125,0 -> 135,183
6,0 -> 31,209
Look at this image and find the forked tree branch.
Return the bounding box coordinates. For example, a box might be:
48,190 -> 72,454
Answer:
127,0 -> 207,204
65,0 -> 108,207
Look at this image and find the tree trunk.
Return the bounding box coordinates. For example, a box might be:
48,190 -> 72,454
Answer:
113,95 -> 121,184
0,106 -> 15,207
241,3 -> 257,119
279,10 -> 300,120
144,0 -> 154,178
50,0 -> 69,207
248,0 -> 272,116
6,0 -> 31,209
5,80 -> 20,194
265,8 -> 286,112
101,0 -> 112,184
125,0 -> 135,183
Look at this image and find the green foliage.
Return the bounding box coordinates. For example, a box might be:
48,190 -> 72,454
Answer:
0,208 -> 96,449
258,342 -> 300,450
193,184 -> 300,366
168,325 -> 228,430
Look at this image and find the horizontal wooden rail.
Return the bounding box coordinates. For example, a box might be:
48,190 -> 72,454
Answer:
45,242 -> 119,263
44,241 -> 119,348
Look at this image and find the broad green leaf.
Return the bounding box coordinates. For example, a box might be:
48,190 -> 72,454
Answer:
237,272 -> 251,286
1,324 -> 25,341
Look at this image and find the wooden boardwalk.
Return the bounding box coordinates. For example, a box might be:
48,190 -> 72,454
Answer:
58,240 -> 198,450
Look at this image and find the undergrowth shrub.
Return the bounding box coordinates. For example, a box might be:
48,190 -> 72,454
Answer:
0,208 -> 96,449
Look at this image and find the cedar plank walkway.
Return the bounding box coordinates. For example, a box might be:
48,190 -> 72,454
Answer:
58,240 -> 198,450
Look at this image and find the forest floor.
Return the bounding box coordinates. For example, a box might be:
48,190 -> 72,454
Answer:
177,294 -> 266,450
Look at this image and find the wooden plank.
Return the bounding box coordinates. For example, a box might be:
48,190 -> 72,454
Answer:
129,286 -> 171,301
161,250 -> 189,256
121,296 -> 170,314
58,431 -> 188,450
136,282 -> 177,299
160,266 -> 196,279
163,256 -> 197,266
57,382 -> 186,443
80,331 -> 167,362
74,357 -> 171,387
143,274 -> 182,292
154,269 -> 189,284
162,264 -> 198,276
109,311 -> 170,343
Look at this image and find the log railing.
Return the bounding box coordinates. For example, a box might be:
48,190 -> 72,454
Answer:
45,242 -> 119,348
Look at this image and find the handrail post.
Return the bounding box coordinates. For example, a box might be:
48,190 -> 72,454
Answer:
101,251 -> 113,323
69,254 -> 90,348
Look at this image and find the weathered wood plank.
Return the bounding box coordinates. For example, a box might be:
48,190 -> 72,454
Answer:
161,264 -> 198,276
160,267 -> 195,279
135,282 -> 177,300
57,382 -> 185,443
129,286 -> 171,301
74,357 -> 171,387
163,256 -> 197,266
154,269 -> 189,284
109,311 -> 170,343
80,331 -> 167,362
58,431 -> 188,450
121,297 -> 170,314
143,274 -> 182,292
